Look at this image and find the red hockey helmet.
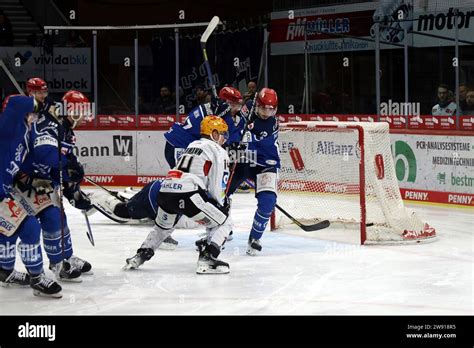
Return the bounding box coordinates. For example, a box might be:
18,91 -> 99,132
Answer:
62,90 -> 91,128
26,78 -> 48,93
219,86 -> 243,104
219,86 -> 243,114
256,88 -> 278,119
62,90 -> 89,105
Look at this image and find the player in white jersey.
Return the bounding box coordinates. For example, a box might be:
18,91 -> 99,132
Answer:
124,116 -> 232,274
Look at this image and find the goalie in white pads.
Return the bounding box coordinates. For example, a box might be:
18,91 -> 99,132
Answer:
87,185 -> 200,250
123,116 -> 232,274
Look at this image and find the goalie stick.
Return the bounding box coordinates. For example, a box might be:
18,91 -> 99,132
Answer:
82,177 -> 130,223
84,177 -> 126,202
242,179 -> 330,232
200,16 -> 220,98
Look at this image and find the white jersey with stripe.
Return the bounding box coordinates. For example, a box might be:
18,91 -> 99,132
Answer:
432,102 -> 457,116
160,138 -> 230,206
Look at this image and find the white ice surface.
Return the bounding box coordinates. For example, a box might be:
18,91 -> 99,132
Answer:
1,189 -> 472,315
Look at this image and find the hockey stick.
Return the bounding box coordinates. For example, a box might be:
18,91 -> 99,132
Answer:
243,179 -> 330,232
225,92 -> 258,196
83,177 -> 126,202
200,16 -> 220,98
83,177 -> 131,223
57,122 -> 67,262
91,202 -> 128,224
83,210 -> 95,246
0,59 -> 25,96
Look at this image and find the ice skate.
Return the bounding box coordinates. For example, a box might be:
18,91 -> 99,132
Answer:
0,268 -> 30,287
30,273 -> 62,298
68,255 -> 93,275
123,248 -> 154,270
196,244 -> 229,274
246,237 -> 262,256
196,253 -> 230,274
49,260 -> 82,282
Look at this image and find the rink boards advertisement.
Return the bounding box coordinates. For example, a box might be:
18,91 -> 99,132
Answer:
0,47 -> 91,92
392,133 -> 474,206
270,1 -> 474,55
73,130 -> 170,179
74,129 -> 474,207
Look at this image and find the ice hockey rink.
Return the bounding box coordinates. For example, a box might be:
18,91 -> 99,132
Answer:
0,189 -> 472,315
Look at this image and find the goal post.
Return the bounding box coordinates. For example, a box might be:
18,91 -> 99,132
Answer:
271,121 -> 436,245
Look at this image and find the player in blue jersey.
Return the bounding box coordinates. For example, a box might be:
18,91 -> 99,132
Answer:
159,87 -> 242,246
0,93 -> 62,297
17,82 -> 93,282
163,86 -> 243,168
227,88 -> 279,256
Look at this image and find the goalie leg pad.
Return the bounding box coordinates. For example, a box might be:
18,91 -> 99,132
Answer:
89,191 -> 130,223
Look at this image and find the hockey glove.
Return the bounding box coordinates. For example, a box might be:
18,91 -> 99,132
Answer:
213,100 -> 231,118
228,142 -> 247,152
63,184 -> 92,211
222,196 -> 232,216
16,173 -> 54,196
67,160 -> 85,184
226,142 -> 248,164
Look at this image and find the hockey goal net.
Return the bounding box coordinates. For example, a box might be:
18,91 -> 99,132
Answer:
271,121 -> 436,245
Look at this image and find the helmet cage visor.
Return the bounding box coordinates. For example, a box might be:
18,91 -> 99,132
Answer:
256,104 -> 277,118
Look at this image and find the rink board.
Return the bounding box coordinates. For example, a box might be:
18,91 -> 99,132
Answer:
74,129 -> 474,207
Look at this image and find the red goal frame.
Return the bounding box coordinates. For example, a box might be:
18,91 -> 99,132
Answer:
271,123 -> 368,244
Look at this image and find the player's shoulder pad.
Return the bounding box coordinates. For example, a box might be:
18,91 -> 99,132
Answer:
203,102 -> 213,116
33,123 -> 59,148
239,100 -> 254,119
35,113 -> 60,133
